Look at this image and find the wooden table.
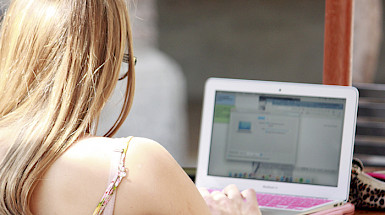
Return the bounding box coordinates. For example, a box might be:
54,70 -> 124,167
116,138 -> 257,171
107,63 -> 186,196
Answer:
354,209 -> 384,214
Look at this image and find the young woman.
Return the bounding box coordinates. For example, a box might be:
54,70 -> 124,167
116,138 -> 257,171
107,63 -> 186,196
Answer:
0,0 -> 261,214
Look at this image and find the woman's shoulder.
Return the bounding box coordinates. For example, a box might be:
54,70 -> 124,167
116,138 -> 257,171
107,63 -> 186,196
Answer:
72,136 -> 211,214
31,136 -> 210,214
30,136 -> 131,214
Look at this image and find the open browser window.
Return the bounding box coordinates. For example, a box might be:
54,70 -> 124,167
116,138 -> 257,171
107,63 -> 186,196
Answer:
208,91 -> 345,187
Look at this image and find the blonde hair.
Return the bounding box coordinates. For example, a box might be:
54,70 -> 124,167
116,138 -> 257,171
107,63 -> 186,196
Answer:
0,0 -> 135,214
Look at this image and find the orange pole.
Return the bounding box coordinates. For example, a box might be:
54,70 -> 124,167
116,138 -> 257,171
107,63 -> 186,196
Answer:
323,0 -> 354,86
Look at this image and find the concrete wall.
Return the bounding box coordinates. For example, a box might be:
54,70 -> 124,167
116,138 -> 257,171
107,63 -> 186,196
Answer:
158,0 -> 326,100
157,0 -> 385,101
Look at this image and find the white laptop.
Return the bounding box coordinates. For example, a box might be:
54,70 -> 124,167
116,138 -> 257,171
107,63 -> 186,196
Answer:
195,78 -> 358,215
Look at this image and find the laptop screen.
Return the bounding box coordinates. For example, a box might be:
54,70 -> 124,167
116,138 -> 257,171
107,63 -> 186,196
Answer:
208,91 -> 346,187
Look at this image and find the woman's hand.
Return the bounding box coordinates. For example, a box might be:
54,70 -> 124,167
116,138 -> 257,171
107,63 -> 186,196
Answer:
199,184 -> 262,215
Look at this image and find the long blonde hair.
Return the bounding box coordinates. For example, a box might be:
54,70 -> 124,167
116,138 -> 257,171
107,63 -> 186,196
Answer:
0,0 -> 135,214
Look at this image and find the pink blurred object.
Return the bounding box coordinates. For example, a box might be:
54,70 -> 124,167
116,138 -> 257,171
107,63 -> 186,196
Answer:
366,172 -> 385,181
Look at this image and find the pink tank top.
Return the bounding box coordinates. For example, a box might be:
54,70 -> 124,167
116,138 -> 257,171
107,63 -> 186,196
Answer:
93,136 -> 133,215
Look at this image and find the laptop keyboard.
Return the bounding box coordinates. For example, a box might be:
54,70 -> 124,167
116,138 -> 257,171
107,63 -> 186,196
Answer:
256,193 -> 332,210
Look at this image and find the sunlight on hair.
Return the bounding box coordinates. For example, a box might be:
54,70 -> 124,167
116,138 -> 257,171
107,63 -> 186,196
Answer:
44,5 -> 56,20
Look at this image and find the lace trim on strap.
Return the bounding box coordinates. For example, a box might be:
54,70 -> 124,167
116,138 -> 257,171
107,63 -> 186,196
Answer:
93,136 -> 134,215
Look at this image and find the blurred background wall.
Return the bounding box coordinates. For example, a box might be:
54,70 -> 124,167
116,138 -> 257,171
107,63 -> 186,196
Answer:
158,0 -> 385,98
158,0 -> 325,100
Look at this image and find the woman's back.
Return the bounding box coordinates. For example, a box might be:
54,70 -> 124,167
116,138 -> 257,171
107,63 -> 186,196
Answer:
27,136 -> 211,214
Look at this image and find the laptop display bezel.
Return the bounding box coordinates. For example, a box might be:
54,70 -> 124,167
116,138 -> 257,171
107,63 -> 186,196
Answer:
195,78 -> 358,201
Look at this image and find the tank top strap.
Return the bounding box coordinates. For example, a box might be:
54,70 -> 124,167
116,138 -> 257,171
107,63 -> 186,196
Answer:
93,136 -> 134,215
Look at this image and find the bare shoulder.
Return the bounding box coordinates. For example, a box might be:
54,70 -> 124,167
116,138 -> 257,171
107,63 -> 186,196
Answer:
114,137 -> 211,215
125,137 -> 181,170
31,136 -> 125,215
31,136 -> 210,215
